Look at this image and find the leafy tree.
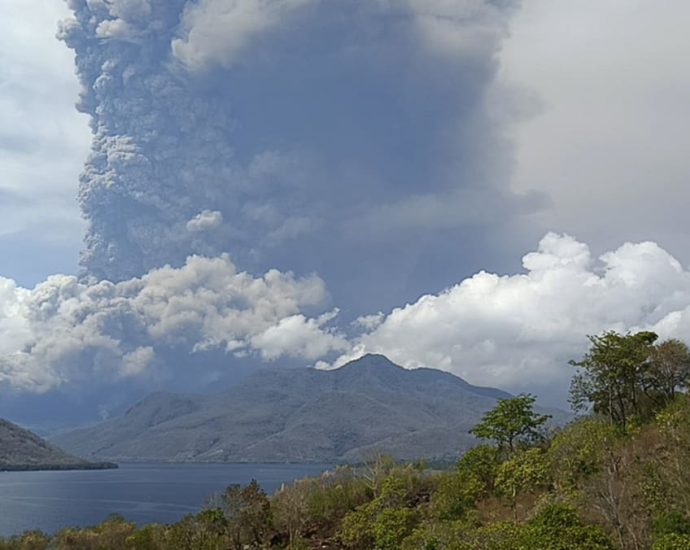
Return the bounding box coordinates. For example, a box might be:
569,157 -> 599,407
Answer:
570,331 -> 658,427
339,471 -> 425,550
495,448 -> 549,518
571,332 -> 690,429
422,445 -> 500,523
646,339 -> 690,404
53,515 -> 136,549
456,444 -> 500,494
455,521 -> 533,550
163,510 -> 230,550
400,517 -> 478,550
3,531 -> 49,550
429,471 -> 482,521
126,524 -> 166,550
525,503 -> 615,549
548,418 -> 621,490
470,394 -> 550,454
371,508 -> 417,550
339,506 -> 375,549
220,480 -> 272,549
302,466 -> 370,529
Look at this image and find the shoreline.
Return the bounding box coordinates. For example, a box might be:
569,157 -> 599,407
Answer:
0,462 -> 118,472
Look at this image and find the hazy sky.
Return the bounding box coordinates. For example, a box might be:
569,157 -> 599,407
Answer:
0,0 -> 689,416
0,0 -> 88,284
500,0 -> 690,261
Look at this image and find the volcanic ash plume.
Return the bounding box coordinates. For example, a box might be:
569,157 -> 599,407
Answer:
59,0 -> 527,309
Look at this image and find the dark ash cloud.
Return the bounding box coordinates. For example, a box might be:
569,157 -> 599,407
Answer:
60,0 -> 535,313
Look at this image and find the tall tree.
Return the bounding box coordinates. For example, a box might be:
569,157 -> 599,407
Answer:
221,480 -> 272,549
570,331 -> 658,428
470,394 -> 550,455
571,331 -> 690,428
645,339 -> 690,404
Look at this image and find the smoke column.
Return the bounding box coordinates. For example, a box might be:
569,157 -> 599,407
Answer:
7,1 -> 690,418
59,0 -> 530,313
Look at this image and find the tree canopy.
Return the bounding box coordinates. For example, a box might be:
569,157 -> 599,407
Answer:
570,331 -> 690,428
469,394 -> 550,454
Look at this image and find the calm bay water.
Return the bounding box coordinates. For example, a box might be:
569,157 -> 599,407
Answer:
0,463 -> 331,537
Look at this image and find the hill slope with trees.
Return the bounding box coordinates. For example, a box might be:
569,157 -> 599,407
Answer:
4,331 -> 690,549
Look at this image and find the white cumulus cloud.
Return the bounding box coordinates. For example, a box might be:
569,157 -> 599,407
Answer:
4,232 -> 690,407
186,210 -> 224,233
251,310 -> 348,361
333,233 -> 690,405
0,255 -> 343,393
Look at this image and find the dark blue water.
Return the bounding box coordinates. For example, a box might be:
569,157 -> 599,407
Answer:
0,463 -> 331,537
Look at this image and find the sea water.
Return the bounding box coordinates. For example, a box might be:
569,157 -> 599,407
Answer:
0,462 -> 331,537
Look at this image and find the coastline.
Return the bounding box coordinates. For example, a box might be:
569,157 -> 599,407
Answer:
0,462 -> 118,472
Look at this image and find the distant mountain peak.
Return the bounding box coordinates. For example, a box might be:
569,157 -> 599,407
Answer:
336,355 -> 516,401
339,353 -> 403,370
54,354 -> 569,464
0,418 -> 114,471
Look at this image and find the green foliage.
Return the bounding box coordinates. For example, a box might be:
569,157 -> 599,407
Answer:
525,503 -> 614,549
0,531 -> 50,550
163,511 -> 231,550
569,331 -> 690,429
638,396 -> 690,528
455,444 -> 499,494
457,521 -> 533,550
360,454 -> 398,495
339,506 -> 375,549
401,516 -> 479,550
125,524 -> 166,549
418,505 -> 614,550
648,339 -> 690,402
371,508 -> 417,550
428,471 -> 482,521
338,466 -> 429,549
53,515 -> 136,549
220,479 -> 272,548
6,334 -> 690,550
652,533 -> 690,550
548,418 -> 621,489
470,394 -> 550,454
495,448 -> 549,513
302,466 -> 370,526
656,393 -> 690,436
653,511 -> 690,538
570,330 -> 656,427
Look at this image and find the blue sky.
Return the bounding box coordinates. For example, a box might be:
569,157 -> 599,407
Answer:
1,0 -> 690,420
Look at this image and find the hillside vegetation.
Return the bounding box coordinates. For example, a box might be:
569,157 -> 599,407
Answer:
3,331 -> 690,550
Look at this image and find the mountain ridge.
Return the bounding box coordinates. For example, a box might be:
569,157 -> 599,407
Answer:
54,354 -> 565,463
0,418 -> 116,471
